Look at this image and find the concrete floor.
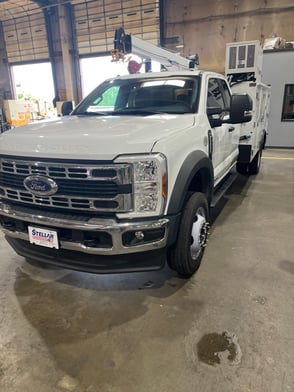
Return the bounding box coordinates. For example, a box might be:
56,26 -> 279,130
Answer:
0,148 -> 293,392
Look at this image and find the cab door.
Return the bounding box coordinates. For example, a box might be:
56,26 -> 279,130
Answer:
206,77 -> 239,183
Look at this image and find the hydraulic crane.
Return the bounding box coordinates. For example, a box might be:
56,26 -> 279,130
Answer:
112,27 -> 199,73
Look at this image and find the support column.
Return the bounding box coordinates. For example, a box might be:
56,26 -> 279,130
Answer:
58,2 -> 82,104
0,22 -> 13,108
44,2 -> 82,105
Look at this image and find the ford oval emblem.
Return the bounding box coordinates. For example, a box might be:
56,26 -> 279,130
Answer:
23,175 -> 58,196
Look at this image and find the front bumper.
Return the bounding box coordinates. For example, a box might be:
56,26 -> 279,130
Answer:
0,202 -> 170,273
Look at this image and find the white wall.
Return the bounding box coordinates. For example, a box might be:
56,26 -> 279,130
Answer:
163,0 -> 294,73
262,50 -> 294,147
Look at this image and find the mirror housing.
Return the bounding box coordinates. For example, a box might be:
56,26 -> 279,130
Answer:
229,93 -> 253,124
61,101 -> 74,116
207,93 -> 252,128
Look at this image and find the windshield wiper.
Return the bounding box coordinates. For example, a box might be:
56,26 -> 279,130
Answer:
74,111 -> 109,116
112,109 -> 165,116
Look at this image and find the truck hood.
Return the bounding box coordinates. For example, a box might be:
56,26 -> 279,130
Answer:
0,114 -> 195,160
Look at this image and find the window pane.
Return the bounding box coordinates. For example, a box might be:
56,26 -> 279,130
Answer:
207,79 -> 225,110
219,79 -> 231,109
281,84 -> 294,121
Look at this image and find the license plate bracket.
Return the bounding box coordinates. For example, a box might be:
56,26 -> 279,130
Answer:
28,226 -> 59,249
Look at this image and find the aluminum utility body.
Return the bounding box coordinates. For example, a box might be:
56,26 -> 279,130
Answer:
0,33 -> 262,277
226,40 -> 271,174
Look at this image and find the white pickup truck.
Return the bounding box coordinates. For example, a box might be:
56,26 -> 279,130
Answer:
0,70 -> 253,276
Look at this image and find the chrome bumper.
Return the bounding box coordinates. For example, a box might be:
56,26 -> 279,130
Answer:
0,202 -> 169,255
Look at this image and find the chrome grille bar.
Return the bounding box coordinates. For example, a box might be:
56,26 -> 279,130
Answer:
0,158 -> 132,183
0,157 -> 133,212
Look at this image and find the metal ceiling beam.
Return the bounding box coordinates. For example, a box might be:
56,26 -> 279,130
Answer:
33,0 -> 58,8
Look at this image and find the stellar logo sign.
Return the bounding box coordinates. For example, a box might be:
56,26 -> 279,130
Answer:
31,228 -> 55,242
23,175 -> 58,196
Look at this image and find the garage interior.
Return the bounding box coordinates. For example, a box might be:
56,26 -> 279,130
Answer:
0,1 -> 293,391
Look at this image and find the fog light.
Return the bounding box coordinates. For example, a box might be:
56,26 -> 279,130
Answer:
135,231 -> 144,240
122,228 -> 166,247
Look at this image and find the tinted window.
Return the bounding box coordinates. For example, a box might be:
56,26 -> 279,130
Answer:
207,78 -> 231,112
219,79 -> 231,109
207,78 -> 226,110
281,84 -> 294,121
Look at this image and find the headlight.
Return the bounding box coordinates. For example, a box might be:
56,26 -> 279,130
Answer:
115,153 -> 167,218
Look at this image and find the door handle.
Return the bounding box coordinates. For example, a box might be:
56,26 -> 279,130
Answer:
228,126 -> 235,132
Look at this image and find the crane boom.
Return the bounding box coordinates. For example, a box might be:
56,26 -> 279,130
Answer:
113,27 -> 198,72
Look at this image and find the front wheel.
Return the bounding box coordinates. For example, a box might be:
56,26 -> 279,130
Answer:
167,192 -> 210,277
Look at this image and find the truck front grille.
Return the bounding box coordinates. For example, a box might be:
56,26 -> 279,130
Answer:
0,157 -> 133,212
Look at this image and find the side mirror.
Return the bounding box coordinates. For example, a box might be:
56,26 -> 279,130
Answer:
230,94 -> 253,124
61,101 -> 74,116
207,106 -> 223,128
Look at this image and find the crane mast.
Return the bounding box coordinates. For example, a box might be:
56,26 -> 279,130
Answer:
112,27 -> 198,72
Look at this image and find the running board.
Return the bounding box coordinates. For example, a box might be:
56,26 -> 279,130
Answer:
210,172 -> 238,208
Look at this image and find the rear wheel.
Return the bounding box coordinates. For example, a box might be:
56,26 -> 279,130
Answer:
249,148 -> 262,174
237,147 -> 262,175
167,192 -> 210,277
236,162 -> 249,175
262,132 -> 267,149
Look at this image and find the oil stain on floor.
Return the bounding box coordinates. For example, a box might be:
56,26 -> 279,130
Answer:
196,331 -> 242,366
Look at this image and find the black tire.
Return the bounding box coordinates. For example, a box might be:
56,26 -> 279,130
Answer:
248,148 -> 262,175
262,133 -> 267,149
167,192 -> 210,277
236,162 -> 249,175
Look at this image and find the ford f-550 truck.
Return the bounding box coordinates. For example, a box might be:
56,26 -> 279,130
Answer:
0,69 -> 253,277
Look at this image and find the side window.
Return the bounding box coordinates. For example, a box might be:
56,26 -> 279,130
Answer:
207,78 -> 226,110
281,84 -> 294,121
219,79 -> 231,110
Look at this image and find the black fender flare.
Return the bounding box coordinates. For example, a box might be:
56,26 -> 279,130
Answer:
167,151 -> 214,215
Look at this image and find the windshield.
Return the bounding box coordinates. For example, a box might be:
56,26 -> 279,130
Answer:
73,76 -> 200,116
